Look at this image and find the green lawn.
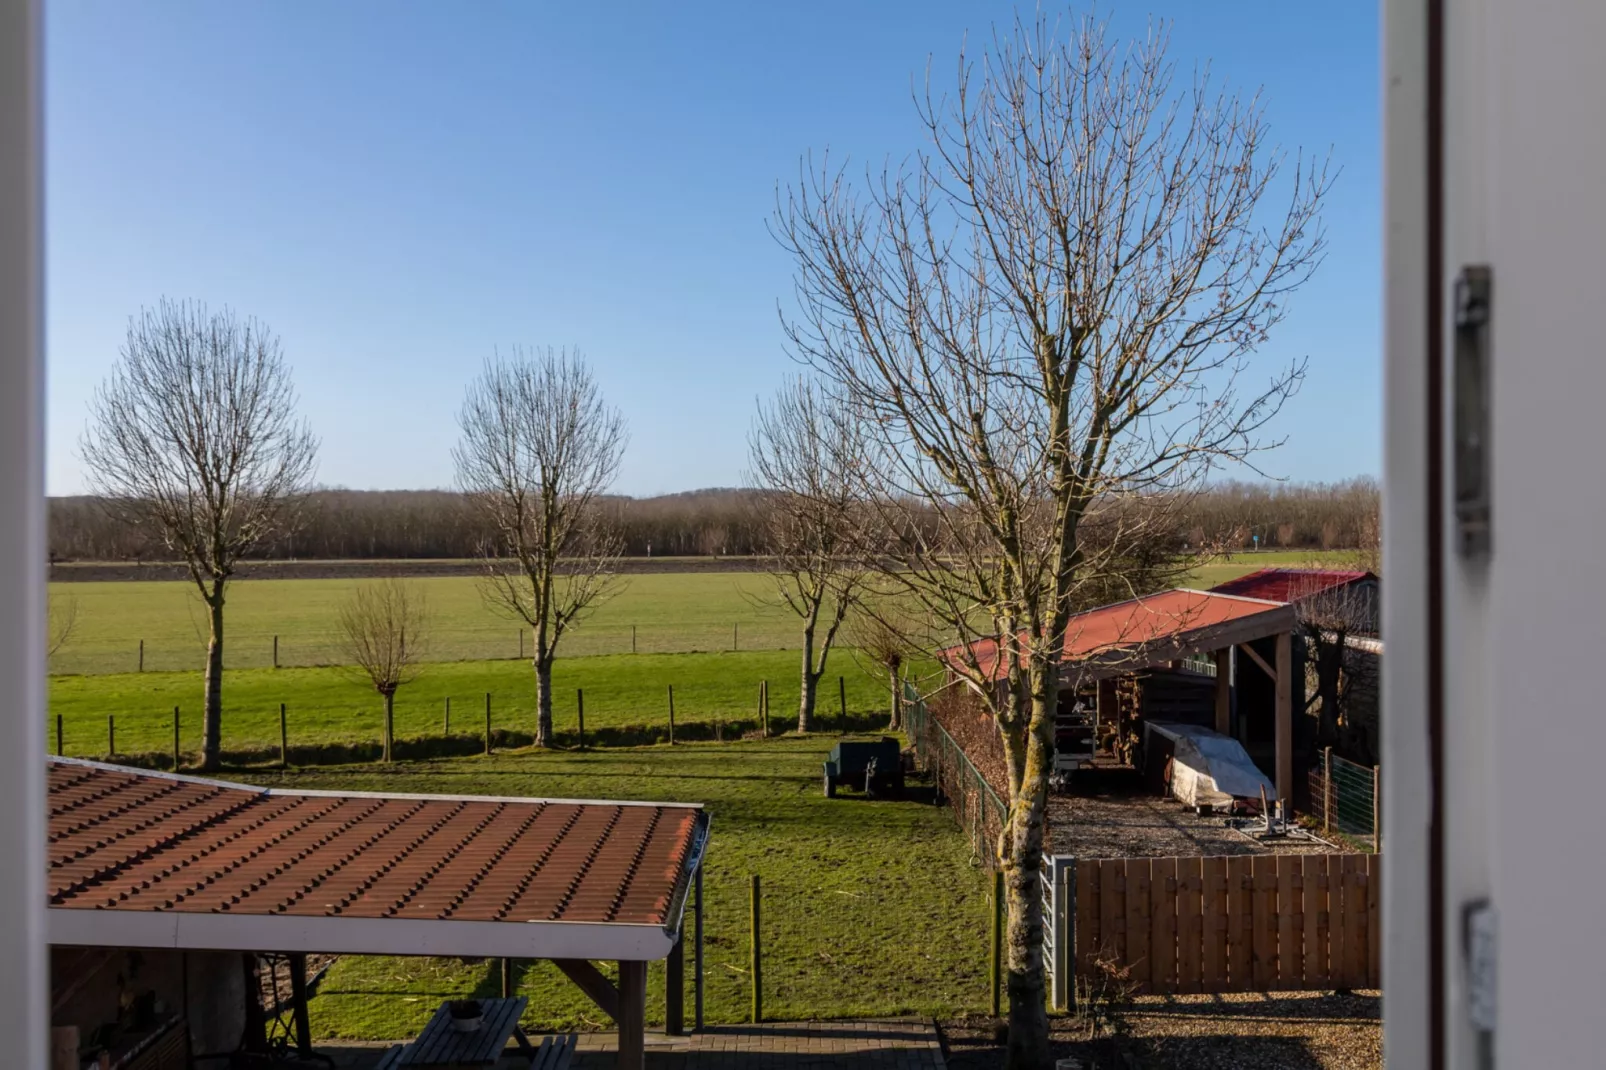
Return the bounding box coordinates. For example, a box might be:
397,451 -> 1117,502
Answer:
229,738 -> 992,1038
48,650 -> 898,763
47,552 -> 1363,676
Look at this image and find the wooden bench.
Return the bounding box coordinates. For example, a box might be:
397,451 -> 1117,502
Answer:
527,1033 -> 578,1070
374,1045 -> 406,1070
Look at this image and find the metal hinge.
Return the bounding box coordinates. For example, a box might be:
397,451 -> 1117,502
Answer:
1463,899 -> 1498,1042
1454,265 -> 1493,558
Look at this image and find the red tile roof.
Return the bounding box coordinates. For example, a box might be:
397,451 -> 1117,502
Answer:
47,759 -> 705,931
948,589 -> 1294,680
1209,568 -> 1373,604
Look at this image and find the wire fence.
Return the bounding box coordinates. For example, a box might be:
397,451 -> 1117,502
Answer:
1305,750 -> 1380,851
49,621 -> 806,676
903,681 -> 1009,867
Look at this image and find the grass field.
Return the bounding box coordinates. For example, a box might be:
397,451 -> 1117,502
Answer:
48,551 -> 1359,676
47,650 -> 901,763
231,739 -> 992,1038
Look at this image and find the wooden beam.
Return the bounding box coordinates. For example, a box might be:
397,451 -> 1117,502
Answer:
617,960 -> 647,1070
552,959 -> 619,1021
1214,649 -> 1231,735
665,932 -> 685,1036
1275,632 -> 1293,817
1238,642 -> 1276,682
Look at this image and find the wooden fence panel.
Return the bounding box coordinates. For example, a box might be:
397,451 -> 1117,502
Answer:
1149,858 -> 1177,992
1125,859 -> 1151,991
1303,854 -> 1330,987
1070,853 -> 1380,996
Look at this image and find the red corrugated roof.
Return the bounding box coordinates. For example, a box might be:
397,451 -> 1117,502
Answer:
47,759 -> 704,928
1209,568 -> 1373,604
949,588 -> 1292,680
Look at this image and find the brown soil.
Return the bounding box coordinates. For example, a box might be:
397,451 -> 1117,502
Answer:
49,556 -> 771,583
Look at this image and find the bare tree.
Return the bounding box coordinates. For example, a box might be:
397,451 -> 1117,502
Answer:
337,579 -> 429,763
776,13 -> 1327,1064
748,378 -> 867,732
846,611 -> 908,730
453,349 -> 626,747
81,300 -> 317,770
47,592 -> 78,659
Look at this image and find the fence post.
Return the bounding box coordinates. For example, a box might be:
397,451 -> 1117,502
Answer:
577,688 -> 585,750
839,676 -> 846,720
173,707 -> 181,770
632,624 -> 637,654
444,696 -> 451,735
1373,764 -> 1382,851
273,635 -> 279,670
749,875 -> 762,1023
107,714 -> 114,758
138,639 -> 144,673
990,869 -> 1003,1017
668,685 -> 676,745
1323,746 -> 1334,834
279,703 -> 288,767
55,714 -> 62,757
733,623 -> 739,652
484,692 -> 492,756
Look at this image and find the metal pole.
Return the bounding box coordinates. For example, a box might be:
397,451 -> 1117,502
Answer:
577,688 -> 585,750
138,638 -> 143,673
694,865 -> 704,1032
279,703 -> 287,767
1373,764 -> 1383,852
484,692 -> 492,755
287,954 -> 313,1057
107,714 -> 114,758
749,874 -> 762,1023
501,958 -> 512,998
1324,746 -> 1335,834
632,624 -> 636,654
839,676 -> 846,720
668,684 -> 676,745
54,713 -> 60,757
990,868 -> 1003,1017
444,696 -> 450,735
273,634 -> 278,670
519,630 -> 524,660
733,622 -> 738,651
173,707 -> 181,770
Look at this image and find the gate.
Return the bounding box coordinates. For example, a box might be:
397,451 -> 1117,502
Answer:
1041,853 -> 1381,998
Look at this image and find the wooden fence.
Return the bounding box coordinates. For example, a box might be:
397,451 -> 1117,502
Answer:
1073,854 -> 1380,994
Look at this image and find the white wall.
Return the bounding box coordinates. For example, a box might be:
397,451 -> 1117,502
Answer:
0,0 -> 46,1066
1386,0 -> 1606,1065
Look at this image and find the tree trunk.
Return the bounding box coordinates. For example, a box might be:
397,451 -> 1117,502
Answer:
200,594 -> 225,771
999,671 -> 1054,1069
382,690 -> 394,763
535,657 -> 554,747
888,667 -> 901,731
798,628 -> 816,733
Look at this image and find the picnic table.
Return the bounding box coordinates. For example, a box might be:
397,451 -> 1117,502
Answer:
390,997 -> 574,1069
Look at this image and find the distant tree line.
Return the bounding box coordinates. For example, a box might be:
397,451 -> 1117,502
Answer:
48,479 -> 1378,563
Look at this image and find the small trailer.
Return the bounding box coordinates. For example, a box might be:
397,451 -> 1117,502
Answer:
823,737 -> 905,799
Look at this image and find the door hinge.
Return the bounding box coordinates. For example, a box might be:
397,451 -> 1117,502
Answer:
1454,265 -> 1493,558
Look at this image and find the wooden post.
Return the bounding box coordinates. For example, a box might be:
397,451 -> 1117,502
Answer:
1214,648 -> 1231,734
632,624 -> 637,654
519,630 -> 524,660
761,680 -> 769,737
990,868 -> 1003,1016
500,958 -> 512,998
839,675 -> 846,720
444,696 -> 451,735
107,714 -> 114,758
138,638 -> 143,673
617,960 -> 647,1070
749,875 -> 762,1023
273,634 -> 279,669
577,688 -> 585,750
733,622 -> 739,651
1373,764 -> 1382,851
665,932 -> 685,1036
694,866 -> 704,1032
1275,632 -> 1293,821
287,954 -> 313,1057
1324,747 -> 1335,833
484,692 -> 492,755
668,685 -> 676,745
54,714 -> 61,757
173,707 -> 181,769
279,703 -> 288,767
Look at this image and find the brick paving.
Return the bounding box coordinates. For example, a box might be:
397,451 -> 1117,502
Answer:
317,1018 -> 946,1069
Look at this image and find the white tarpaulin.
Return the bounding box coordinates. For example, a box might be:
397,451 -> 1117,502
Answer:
1145,721 -> 1277,810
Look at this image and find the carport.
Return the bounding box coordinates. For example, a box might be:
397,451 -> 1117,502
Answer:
46,758 -> 709,1069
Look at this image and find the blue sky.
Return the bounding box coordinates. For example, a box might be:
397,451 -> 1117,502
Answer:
45,2 -> 1379,497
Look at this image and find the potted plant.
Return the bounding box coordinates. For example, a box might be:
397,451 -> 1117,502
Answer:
447,999 -> 483,1033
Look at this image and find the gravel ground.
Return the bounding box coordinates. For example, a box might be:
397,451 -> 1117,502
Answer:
941,991 -> 1381,1069
1048,768 -> 1345,858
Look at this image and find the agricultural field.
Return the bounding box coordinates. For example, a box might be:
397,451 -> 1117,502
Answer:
46,551 -> 1361,677
231,738 -> 993,1037
47,650 -> 898,764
